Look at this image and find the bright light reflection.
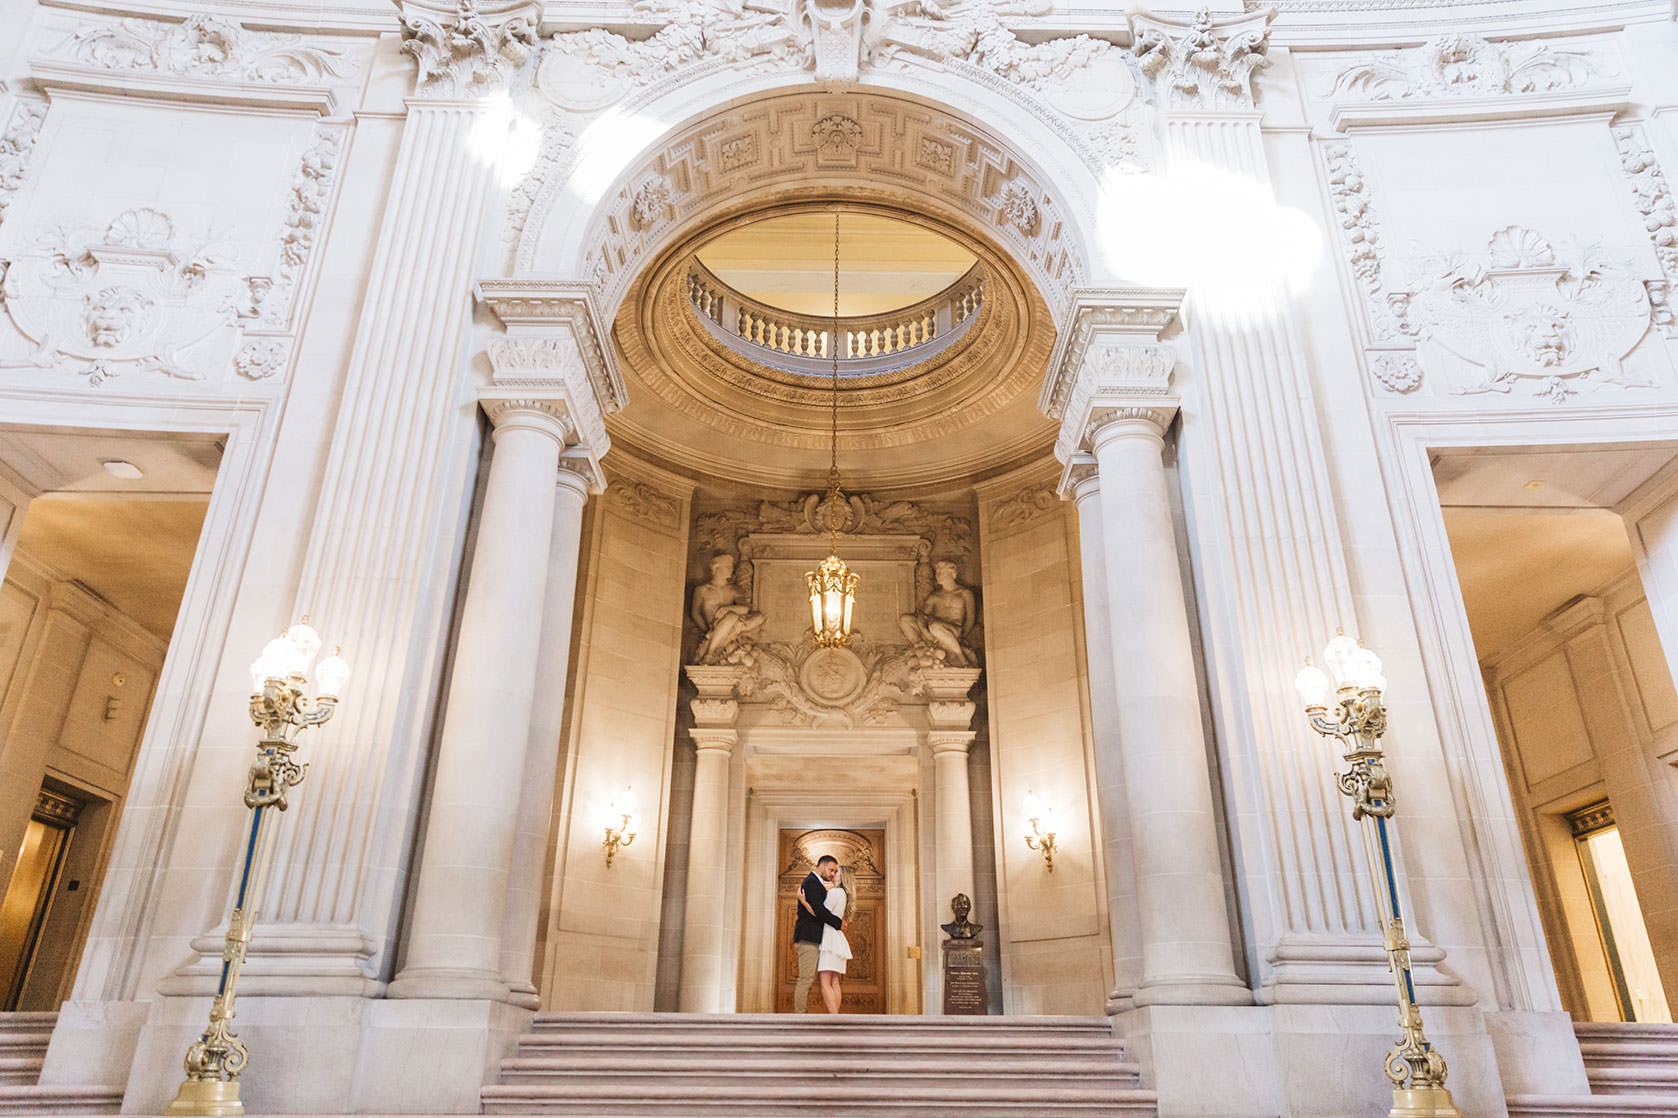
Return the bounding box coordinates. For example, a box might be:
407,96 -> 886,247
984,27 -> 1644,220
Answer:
567,107 -> 671,206
1098,159 -> 1325,315
467,93 -> 542,188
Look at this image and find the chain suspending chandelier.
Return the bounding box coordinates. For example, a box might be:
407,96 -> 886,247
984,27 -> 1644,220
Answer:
806,209 -> 860,648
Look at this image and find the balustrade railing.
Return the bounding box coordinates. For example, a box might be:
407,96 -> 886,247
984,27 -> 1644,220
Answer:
687,259 -> 984,369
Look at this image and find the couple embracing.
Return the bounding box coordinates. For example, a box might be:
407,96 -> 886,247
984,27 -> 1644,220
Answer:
792,854 -> 853,1013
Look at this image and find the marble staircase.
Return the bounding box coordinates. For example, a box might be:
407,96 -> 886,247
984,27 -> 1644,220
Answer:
0,1013 -> 120,1115
481,1012 -> 1157,1115
1576,1021 -> 1678,1095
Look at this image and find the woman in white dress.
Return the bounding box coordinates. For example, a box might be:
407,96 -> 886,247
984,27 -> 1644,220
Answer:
801,865 -> 853,1013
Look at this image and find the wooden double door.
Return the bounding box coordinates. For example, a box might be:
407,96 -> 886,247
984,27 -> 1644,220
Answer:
773,827 -> 886,1013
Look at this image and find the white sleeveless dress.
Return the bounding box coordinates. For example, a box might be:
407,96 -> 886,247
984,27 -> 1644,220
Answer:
817,886 -> 852,974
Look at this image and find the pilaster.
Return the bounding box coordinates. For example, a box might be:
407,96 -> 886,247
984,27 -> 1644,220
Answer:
679,665 -> 748,1013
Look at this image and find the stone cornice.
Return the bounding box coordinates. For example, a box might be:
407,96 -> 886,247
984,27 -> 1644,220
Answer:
477,278 -> 626,415
1039,287 -> 1184,420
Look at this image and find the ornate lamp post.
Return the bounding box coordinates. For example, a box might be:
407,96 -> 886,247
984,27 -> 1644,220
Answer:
1295,635 -> 1463,1118
164,621 -> 348,1117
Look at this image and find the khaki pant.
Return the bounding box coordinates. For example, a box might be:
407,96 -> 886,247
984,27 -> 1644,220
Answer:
793,941 -> 820,1012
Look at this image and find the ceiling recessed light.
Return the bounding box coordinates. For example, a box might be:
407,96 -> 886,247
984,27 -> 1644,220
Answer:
102,460 -> 144,480
1523,480 -> 1545,490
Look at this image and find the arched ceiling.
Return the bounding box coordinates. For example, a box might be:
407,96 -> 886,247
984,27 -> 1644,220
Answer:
609,198 -> 1058,492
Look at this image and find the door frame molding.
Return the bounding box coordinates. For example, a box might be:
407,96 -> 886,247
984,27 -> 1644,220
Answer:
739,788 -> 921,1014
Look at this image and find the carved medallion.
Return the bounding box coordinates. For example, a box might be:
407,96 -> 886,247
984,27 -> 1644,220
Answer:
800,646 -> 868,707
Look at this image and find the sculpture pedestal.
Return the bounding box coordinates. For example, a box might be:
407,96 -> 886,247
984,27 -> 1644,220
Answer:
941,939 -> 988,1015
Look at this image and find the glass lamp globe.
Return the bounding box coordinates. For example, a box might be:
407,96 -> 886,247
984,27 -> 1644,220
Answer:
1295,664 -> 1335,709
1321,634 -> 1361,688
315,651 -> 351,698
1345,647 -> 1387,694
284,622 -> 322,676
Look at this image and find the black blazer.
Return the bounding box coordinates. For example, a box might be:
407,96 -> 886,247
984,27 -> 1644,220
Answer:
793,870 -> 844,944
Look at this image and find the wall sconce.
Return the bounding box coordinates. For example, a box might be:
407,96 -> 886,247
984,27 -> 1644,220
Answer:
1023,789 -> 1057,872
602,786 -> 639,867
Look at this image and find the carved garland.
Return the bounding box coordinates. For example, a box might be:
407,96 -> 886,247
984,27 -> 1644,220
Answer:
0,100 -> 47,229
1612,124 -> 1678,338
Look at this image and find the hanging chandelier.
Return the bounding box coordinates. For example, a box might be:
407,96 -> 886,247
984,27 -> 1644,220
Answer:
806,209 -> 860,649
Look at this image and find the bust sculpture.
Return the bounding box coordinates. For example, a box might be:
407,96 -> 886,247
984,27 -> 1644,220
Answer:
940,892 -> 982,939
691,551 -> 765,664
899,559 -> 978,666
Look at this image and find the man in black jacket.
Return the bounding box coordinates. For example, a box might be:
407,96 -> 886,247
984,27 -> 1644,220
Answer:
792,854 -> 846,1012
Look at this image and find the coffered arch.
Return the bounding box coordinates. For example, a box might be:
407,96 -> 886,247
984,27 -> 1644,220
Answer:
520,80 -> 1104,328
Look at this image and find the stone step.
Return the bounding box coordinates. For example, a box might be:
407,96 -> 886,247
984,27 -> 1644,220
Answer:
498,1053 -> 1142,1089
0,1017 -> 55,1037
516,1020 -> 1127,1047
0,1085 -> 123,1116
488,1014 -> 1150,1115
482,1082 -> 1158,1116
1507,1094 -> 1678,1116
0,1015 -> 53,1091
1576,1021 -> 1678,1095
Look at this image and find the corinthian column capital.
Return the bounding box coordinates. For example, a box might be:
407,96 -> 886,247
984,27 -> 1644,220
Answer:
1130,6 -> 1275,112
397,0 -> 539,99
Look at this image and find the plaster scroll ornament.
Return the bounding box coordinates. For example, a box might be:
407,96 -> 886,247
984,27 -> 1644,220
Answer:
0,208 -> 246,384
58,13 -> 357,83
739,635 -> 925,728
1405,226 -> 1657,401
897,559 -> 979,667
0,100 -> 47,229
1330,33 -> 1598,101
1130,6 -> 1273,112
399,0 -> 539,98
691,549 -> 767,665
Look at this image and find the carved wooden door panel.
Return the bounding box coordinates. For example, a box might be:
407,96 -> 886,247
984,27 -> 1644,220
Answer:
773,827 -> 886,1014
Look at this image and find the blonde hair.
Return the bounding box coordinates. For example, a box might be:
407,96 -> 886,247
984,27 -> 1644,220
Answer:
833,867 -> 854,920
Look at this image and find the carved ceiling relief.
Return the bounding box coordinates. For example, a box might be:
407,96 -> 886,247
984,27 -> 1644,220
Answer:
503,2 -> 1288,280
0,118 -> 345,389
1330,33 -> 1603,101
41,12 -> 361,85
686,491 -> 981,727
1401,226 -> 1663,403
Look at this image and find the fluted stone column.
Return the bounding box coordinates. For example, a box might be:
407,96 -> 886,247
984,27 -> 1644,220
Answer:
1049,320 -> 1246,1007
925,669 -> 983,919
388,399 -> 571,1000
1066,461 -> 1145,1008
501,466 -> 594,1005
679,666 -> 747,1012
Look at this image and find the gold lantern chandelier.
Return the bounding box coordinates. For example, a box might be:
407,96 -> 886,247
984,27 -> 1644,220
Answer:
806,209 -> 860,648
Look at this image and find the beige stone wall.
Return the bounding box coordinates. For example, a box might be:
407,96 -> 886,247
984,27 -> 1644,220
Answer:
0,553 -> 164,1009
1484,570 -> 1678,1020
539,462 -> 692,1010
975,468 -> 1111,1014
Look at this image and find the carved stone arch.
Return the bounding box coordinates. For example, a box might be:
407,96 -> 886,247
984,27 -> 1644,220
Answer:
520,80 -> 1104,327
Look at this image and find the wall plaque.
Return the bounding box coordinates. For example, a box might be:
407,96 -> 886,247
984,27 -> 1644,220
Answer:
941,938 -> 988,1015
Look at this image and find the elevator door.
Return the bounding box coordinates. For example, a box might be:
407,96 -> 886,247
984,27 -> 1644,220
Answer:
774,827 -> 886,1013
0,791 -> 79,1009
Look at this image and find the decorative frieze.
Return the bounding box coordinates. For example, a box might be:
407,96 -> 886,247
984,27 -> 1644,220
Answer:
694,491 -> 972,562
613,480 -> 682,530
48,13 -> 357,84
1130,7 -> 1273,112
1331,33 -> 1598,101
988,485 -> 1059,531
0,99 -> 47,229
398,0 -> 539,98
